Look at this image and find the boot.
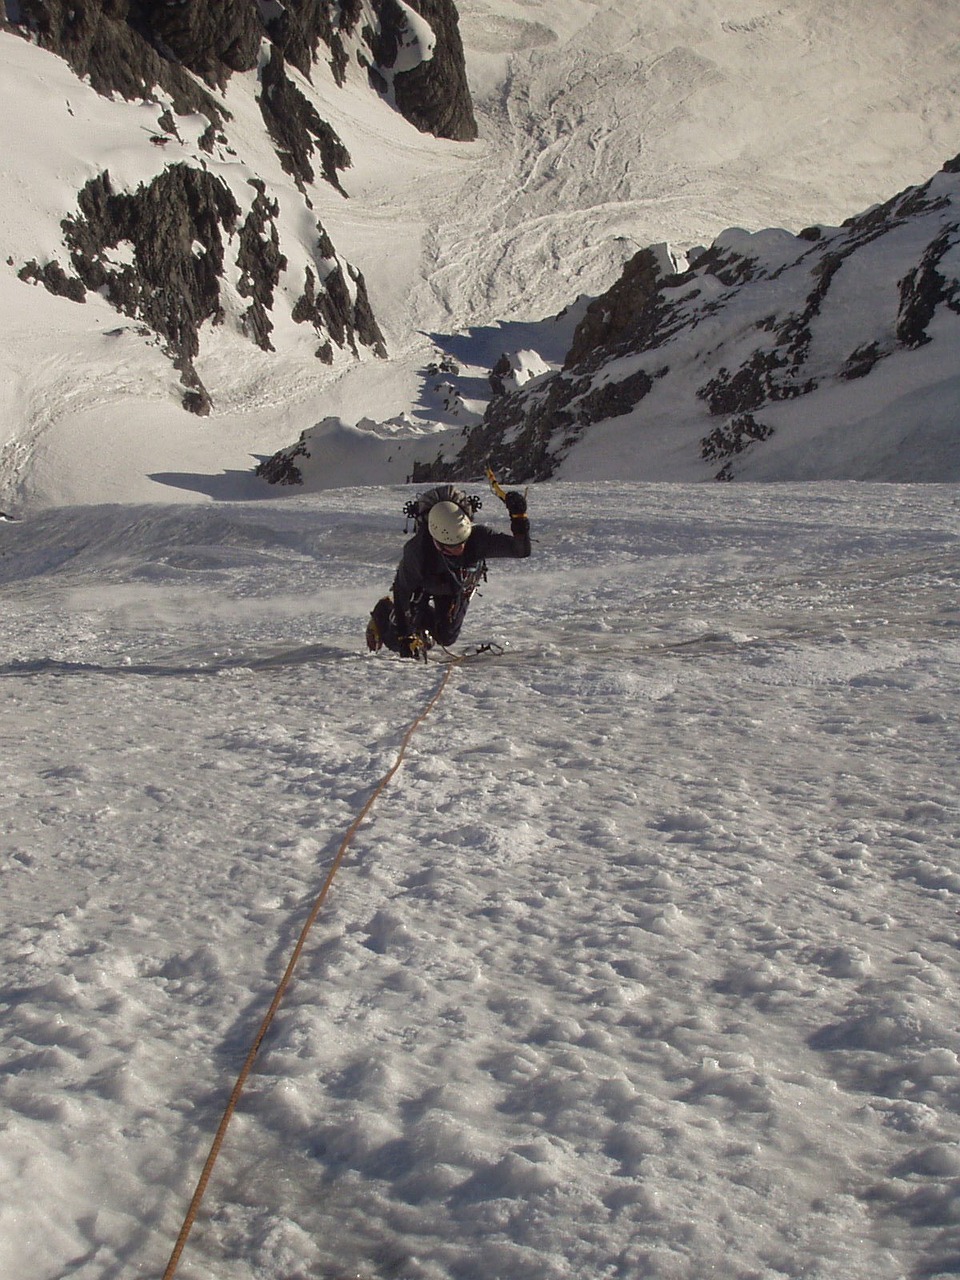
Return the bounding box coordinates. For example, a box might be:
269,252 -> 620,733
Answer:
366,596 -> 394,651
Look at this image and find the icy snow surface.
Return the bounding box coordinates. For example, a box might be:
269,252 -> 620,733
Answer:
2,481 -> 959,1279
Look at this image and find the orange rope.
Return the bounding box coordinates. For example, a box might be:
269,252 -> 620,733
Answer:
161,663 -> 454,1279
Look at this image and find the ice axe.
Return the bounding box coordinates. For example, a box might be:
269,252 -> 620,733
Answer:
486,467 -> 526,506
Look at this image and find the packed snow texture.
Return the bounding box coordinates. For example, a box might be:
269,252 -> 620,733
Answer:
2,482 -> 959,1279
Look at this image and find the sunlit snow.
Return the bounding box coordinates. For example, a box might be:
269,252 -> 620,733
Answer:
2,3 -> 960,1278
3,483 -> 960,1279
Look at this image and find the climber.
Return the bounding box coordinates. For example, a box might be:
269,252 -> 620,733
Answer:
365,484 -> 530,658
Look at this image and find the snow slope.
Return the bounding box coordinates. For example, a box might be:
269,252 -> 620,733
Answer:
3,0 -> 960,505
3,10 -> 960,1268
2,481 -> 960,1279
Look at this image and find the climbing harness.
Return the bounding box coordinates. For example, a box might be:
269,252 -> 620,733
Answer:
160,664 -> 455,1280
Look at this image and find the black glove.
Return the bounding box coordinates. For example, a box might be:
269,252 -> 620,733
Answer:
504,490 -> 527,517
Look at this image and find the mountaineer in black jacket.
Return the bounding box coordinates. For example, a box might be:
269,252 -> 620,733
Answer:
366,487 -> 530,658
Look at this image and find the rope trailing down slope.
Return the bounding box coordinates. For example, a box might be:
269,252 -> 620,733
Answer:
161,663 -> 455,1279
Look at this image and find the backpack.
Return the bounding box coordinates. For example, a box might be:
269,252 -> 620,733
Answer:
402,484 -> 483,533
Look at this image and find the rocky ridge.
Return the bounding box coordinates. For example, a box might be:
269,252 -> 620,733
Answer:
5,0 -> 474,411
408,156 -> 960,483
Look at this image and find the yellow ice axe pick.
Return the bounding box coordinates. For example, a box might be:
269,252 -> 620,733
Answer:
487,467 -> 528,507
486,466 -> 508,503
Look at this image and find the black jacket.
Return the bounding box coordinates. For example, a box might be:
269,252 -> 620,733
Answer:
392,518 -> 530,633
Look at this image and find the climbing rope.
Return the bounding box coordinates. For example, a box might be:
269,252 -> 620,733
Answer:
161,663 -> 455,1280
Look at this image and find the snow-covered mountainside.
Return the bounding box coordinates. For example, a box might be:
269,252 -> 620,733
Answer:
2,0 -> 960,506
3,7 -> 960,1275
2,0 -> 473,413
405,159 -> 960,484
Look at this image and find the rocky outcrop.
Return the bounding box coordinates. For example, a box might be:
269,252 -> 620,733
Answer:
258,0 -> 477,139
488,350 -> 550,398
370,0 -> 477,141
291,226 -> 387,364
255,437 -> 310,486
700,414 -> 774,477
11,1 -> 356,190
260,0 -> 360,84
135,0 -> 262,89
11,0 -> 476,140
412,154 -> 960,483
12,0 -> 235,121
236,181 -> 287,353
17,259 -> 87,304
48,165 -> 242,413
412,362 -> 659,485
259,46 -> 352,197
698,345 -> 815,417
563,244 -> 686,368
18,163 -> 385,412
896,222 -> 960,347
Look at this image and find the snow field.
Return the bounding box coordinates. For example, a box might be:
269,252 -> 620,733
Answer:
2,482 -> 959,1278
6,0 -> 960,507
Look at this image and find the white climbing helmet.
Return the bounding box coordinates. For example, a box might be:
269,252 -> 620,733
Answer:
427,500 -> 472,546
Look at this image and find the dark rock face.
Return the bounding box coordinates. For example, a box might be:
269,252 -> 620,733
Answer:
414,254 -> 679,485
236,181 -> 287,353
136,0 -> 262,88
698,345 -> 814,417
414,250 -> 678,483
488,354 -> 513,398
412,362 -> 658,485
255,437 -> 310,486
54,165 -> 242,413
700,414 -> 774,466
375,0 -> 477,141
896,223 -> 960,347
13,0 -> 233,119
264,0 -> 362,85
291,226 -> 388,363
840,342 -> 883,380
10,0 -> 477,138
12,1 -> 357,192
17,259 -> 87,303
564,247 -> 675,368
259,46 -> 352,197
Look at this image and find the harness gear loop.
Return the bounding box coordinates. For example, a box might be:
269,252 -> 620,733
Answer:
160,665 -> 455,1280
